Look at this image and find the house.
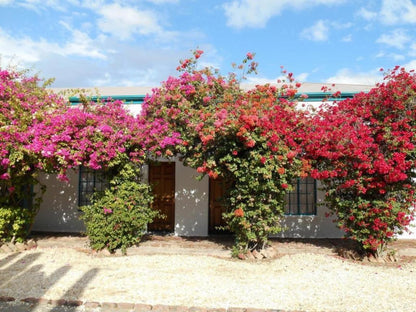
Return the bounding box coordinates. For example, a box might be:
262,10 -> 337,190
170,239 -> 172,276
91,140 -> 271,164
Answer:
32,84 -> 416,239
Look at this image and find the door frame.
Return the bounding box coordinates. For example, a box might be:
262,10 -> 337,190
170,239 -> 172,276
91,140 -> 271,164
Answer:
148,161 -> 175,232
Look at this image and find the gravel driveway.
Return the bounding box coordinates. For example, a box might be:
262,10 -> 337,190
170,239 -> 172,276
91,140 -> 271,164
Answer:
0,235 -> 415,312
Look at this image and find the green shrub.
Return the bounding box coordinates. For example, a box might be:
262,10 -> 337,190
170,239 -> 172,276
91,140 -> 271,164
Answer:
80,177 -> 157,255
0,179 -> 43,242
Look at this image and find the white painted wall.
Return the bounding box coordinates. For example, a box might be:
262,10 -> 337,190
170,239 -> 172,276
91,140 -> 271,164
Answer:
32,169 -> 85,233
174,161 -> 209,236
278,183 -> 344,238
31,162 -> 416,239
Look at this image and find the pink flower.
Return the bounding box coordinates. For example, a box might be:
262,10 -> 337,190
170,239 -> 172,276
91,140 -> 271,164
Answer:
0,173 -> 10,180
246,52 -> 254,60
1,158 -> 10,167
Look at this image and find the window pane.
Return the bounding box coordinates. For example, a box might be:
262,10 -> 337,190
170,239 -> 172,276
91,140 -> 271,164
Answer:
78,166 -> 109,207
285,178 -> 316,215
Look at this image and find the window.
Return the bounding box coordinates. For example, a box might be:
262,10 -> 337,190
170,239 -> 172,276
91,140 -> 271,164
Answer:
285,177 -> 317,215
78,166 -> 109,206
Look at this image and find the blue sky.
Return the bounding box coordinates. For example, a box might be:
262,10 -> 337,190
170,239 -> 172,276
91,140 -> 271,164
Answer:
1,0 -> 416,87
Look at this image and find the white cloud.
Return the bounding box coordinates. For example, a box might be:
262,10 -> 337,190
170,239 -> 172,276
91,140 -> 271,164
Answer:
296,72 -> 309,82
7,0 -> 67,12
409,43 -> 416,56
245,76 -> 282,85
97,3 -> 163,40
0,28 -> 41,63
0,25 -> 106,67
380,0 -> 416,25
223,0 -> 343,29
376,51 -> 406,61
357,7 -> 378,20
301,20 -> 329,42
0,0 -> 13,5
402,59 -> 416,71
244,72 -> 309,85
326,68 -> 382,85
358,0 -> 416,25
146,0 -> 179,3
376,29 -> 410,49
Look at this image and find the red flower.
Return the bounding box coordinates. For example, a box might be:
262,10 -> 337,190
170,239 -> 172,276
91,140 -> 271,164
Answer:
234,208 -> 244,217
246,52 -> 253,60
260,156 -> 266,164
246,140 -> 255,148
281,183 -> 289,189
208,170 -> 219,179
232,150 -> 238,156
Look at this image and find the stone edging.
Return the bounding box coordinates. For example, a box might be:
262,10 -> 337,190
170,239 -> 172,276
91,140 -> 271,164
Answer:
0,296 -> 301,312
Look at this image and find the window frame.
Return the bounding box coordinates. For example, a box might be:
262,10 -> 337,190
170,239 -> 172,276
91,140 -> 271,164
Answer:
78,166 -> 110,207
284,177 -> 317,216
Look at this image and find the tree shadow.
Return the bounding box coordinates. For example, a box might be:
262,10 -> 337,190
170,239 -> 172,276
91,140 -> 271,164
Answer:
0,252 -> 42,289
0,252 -> 21,269
0,250 -> 99,312
49,268 -> 99,312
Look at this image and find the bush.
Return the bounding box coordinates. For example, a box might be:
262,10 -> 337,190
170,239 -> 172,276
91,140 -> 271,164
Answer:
0,178 -> 44,242
80,166 -> 157,254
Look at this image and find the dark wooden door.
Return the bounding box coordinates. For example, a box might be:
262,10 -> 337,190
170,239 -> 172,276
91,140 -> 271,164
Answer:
209,177 -> 229,233
148,162 -> 175,232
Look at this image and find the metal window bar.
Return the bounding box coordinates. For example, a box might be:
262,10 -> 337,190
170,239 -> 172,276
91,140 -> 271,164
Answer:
285,177 -> 317,215
78,166 -> 109,207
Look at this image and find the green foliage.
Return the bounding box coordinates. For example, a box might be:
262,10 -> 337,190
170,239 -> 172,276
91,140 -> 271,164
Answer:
80,163 -> 157,255
0,68 -> 64,242
143,51 -> 308,254
0,175 -> 45,242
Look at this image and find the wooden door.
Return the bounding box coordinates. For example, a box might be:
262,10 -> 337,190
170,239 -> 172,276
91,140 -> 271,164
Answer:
209,177 -> 229,233
148,162 -> 175,232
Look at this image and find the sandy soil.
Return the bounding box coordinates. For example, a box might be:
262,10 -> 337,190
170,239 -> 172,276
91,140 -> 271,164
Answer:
1,235 -> 416,312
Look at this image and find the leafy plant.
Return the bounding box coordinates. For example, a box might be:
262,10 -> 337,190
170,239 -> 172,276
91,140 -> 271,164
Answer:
142,51 -> 309,254
305,67 -> 416,257
80,163 -> 157,255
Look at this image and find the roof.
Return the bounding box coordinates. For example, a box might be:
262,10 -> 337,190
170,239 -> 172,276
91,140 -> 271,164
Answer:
50,82 -> 375,105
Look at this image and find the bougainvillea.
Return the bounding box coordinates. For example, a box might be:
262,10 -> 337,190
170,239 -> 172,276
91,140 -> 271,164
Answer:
27,97 -> 181,177
0,68 -> 180,244
80,162 -> 158,255
0,69 -> 66,242
305,66 -> 416,257
25,92 -> 181,251
142,51 -> 309,254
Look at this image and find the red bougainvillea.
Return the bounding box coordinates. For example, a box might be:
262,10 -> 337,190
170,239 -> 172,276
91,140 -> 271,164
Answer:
304,66 -> 416,256
142,51 -> 309,253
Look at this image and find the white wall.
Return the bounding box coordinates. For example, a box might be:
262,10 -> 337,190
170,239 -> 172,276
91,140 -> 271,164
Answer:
278,184 -> 344,238
31,162 -> 416,239
174,161 -> 209,236
32,170 -> 85,233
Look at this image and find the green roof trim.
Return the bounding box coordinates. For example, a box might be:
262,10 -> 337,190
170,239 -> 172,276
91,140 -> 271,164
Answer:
67,91 -> 362,105
295,92 -> 361,102
68,95 -> 146,106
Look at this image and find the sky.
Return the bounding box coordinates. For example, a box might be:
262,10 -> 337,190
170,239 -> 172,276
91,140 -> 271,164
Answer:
1,0 -> 416,88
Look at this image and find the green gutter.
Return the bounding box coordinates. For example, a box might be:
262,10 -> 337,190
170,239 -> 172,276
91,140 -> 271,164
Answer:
294,92 -> 360,102
67,91 -> 361,106
68,95 -> 146,106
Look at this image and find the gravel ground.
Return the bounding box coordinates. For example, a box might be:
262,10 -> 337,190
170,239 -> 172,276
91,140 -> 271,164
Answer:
1,244 -> 415,312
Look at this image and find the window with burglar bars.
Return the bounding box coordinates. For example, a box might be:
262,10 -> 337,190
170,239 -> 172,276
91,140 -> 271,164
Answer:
78,166 -> 109,207
285,177 -> 317,215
